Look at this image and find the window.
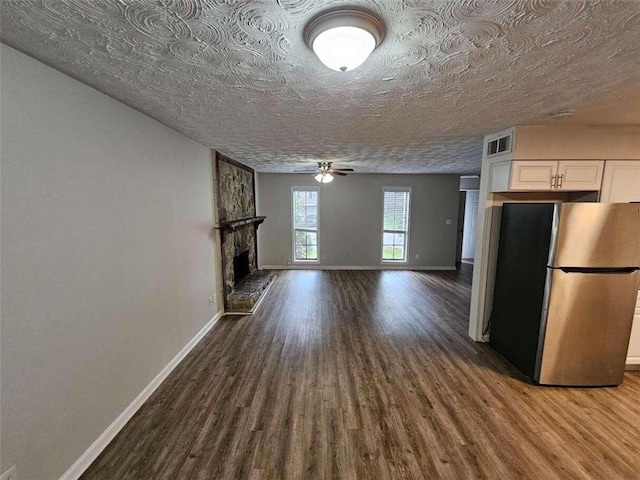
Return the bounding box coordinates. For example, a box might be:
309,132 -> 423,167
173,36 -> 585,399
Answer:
292,187 -> 319,261
382,188 -> 411,262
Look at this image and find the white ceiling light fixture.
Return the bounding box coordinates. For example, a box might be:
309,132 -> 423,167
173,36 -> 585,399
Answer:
314,172 -> 334,183
304,8 -> 385,72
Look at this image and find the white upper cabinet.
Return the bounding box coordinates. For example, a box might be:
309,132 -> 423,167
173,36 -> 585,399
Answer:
509,161 -> 558,190
600,161 -> 640,202
556,161 -> 604,191
492,160 -> 605,192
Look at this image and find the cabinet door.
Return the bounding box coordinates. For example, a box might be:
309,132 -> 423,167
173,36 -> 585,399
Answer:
509,161 -> 557,190
600,160 -> 640,202
556,160 -> 604,191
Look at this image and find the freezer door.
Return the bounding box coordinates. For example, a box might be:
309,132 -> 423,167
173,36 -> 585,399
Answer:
551,203 -> 640,268
537,268 -> 640,386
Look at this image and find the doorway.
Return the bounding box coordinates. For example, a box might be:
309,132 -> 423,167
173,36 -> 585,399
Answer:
462,189 -> 479,263
456,191 -> 466,266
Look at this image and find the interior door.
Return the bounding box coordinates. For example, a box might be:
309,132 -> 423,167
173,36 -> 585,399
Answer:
455,191 -> 466,265
462,190 -> 479,260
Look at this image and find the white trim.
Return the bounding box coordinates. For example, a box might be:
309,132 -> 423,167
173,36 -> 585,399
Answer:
59,311 -> 224,480
1,466 -> 17,480
626,356 -> 640,369
469,127 -> 515,342
261,265 -> 456,271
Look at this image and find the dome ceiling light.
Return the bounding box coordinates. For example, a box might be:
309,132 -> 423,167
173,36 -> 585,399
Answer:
303,8 -> 385,72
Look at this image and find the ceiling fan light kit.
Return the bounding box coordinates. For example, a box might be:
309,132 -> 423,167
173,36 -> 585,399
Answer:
304,8 -> 385,72
295,162 -> 355,182
314,172 -> 334,183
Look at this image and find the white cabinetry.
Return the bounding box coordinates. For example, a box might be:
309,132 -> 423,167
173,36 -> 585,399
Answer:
600,160 -> 640,202
599,160 -> 640,366
509,161 -> 558,190
492,160 -> 604,192
628,291 -> 640,367
557,161 -> 605,191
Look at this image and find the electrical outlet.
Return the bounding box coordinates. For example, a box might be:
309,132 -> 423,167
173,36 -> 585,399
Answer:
445,219 -> 452,225
1,465 -> 17,480
208,296 -> 214,307
415,254 -> 420,259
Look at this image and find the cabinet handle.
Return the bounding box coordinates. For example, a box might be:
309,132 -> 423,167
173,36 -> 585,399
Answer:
551,174 -> 557,188
557,174 -> 564,189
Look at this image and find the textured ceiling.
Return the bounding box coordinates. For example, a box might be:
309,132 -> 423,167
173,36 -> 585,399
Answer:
2,1 -> 639,174
528,77 -> 640,126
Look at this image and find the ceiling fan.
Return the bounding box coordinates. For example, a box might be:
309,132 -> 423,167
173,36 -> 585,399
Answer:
295,162 -> 354,183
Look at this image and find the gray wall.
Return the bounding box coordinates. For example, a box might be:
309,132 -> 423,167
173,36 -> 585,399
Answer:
460,175 -> 481,190
257,173 -> 460,268
1,45 -> 219,479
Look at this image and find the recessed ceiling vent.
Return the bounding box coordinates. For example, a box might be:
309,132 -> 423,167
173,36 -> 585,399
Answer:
550,109 -> 575,119
487,133 -> 512,157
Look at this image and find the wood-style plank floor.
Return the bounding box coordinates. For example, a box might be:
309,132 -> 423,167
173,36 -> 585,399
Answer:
82,266 -> 640,480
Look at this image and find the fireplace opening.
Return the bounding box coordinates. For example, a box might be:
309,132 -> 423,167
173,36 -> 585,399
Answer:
233,250 -> 251,287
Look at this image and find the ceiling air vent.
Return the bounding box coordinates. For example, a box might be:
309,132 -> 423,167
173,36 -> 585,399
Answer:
487,133 -> 512,157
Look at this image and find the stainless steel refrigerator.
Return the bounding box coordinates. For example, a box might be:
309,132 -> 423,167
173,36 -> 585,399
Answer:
489,202 -> 640,386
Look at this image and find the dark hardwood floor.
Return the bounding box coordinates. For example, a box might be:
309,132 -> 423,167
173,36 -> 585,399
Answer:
82,266 -> 640,480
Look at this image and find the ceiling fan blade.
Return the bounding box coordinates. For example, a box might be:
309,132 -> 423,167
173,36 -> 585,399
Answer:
331,171 -> 348,176
330,168 -> 355,172
294,169 -> 319,173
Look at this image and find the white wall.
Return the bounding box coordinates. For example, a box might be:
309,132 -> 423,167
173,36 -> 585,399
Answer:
1,45 -> 219,479
257,173 -> 460,268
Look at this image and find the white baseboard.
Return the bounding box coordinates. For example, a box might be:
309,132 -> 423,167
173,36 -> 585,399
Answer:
1,465 -> 17,480
261,265 -> 456,271
626,356 -> 640,370
59,311 -> 224,480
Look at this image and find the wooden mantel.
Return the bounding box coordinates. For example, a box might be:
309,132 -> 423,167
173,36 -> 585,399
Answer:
215,216 -> 265,242
216,216 -> 266,231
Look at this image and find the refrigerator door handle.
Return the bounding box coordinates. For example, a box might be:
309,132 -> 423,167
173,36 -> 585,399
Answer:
557,267 -> 639,274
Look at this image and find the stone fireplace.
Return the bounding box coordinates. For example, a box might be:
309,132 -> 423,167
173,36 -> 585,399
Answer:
214,152 -> 274,312
233,250 -> 250,287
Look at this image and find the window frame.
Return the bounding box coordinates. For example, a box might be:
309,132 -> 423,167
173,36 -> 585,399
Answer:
291,186 -> 320,263
381,186 -> 411,264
